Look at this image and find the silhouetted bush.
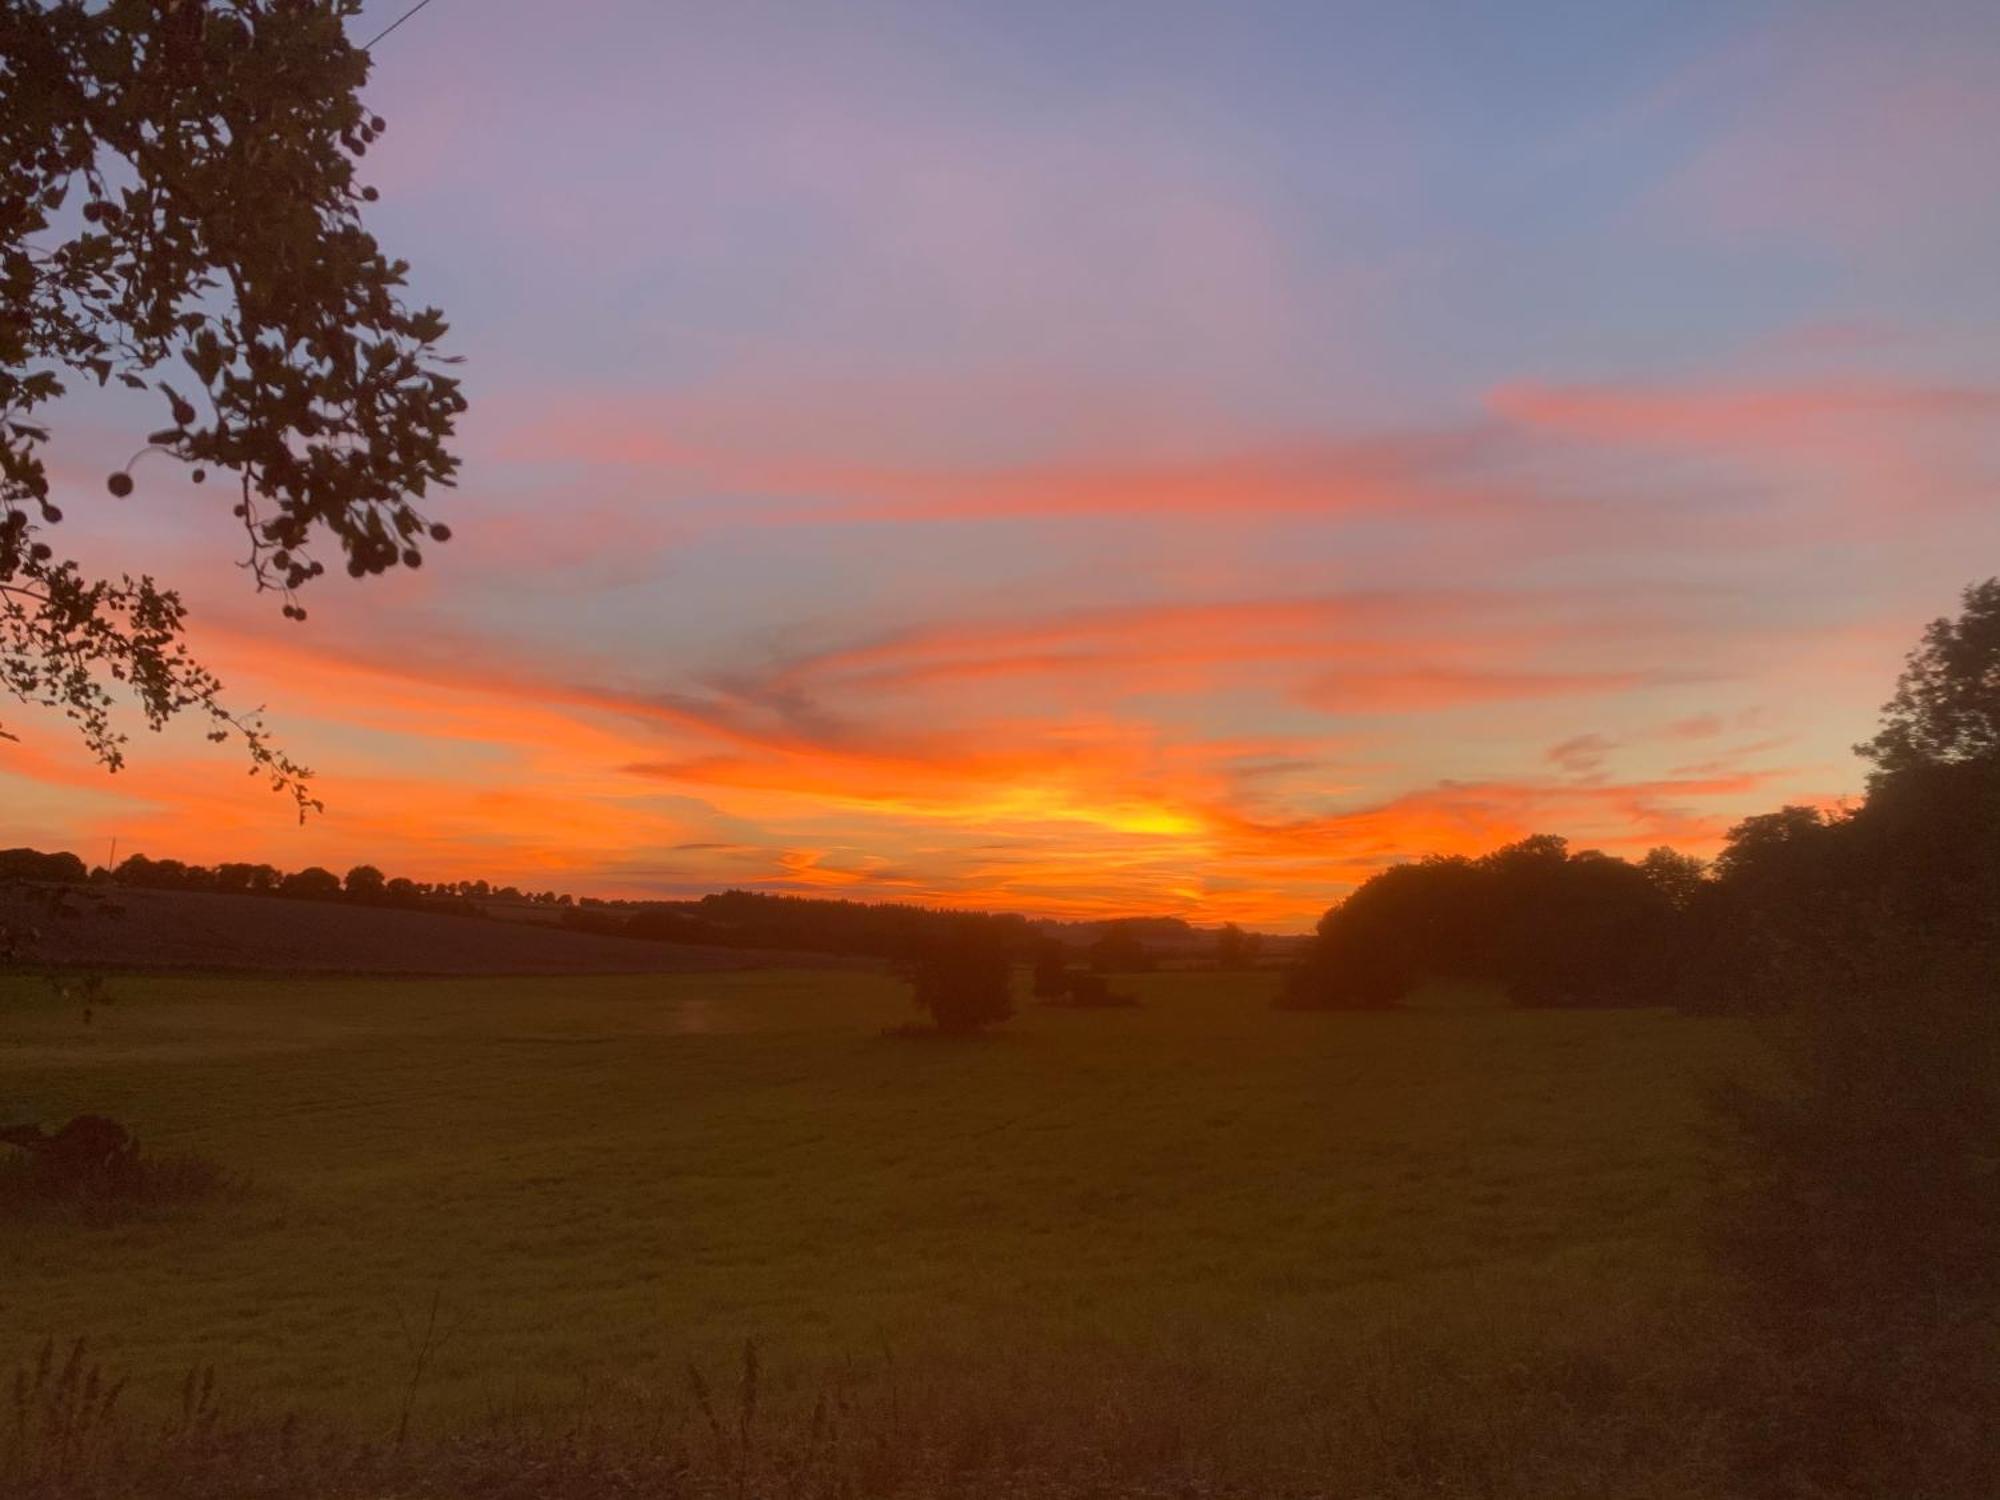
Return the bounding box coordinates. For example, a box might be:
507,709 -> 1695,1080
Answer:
907,920 -> 1014,1034
279,866 -> 343,900
0,1116 -> 234,1222
1283,838 -> 1683,1010
342,864 -> 387,902
0,848 -> 87,884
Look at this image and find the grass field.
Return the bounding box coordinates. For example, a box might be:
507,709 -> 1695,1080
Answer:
2,967 -> 1757,1490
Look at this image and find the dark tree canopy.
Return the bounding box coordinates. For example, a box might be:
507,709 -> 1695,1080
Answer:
279,863 -> 339,899
2,0 -> 462,814
342,861 -> 384,900
1859,577 -> 2000,782
1287,580 -> 2000,1018
1284,836 -> 1688,1010
0,844 -> 86,882
909,917 -> 1014,1034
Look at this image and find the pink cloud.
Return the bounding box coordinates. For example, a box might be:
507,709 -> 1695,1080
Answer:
1489,379 -> 2000,455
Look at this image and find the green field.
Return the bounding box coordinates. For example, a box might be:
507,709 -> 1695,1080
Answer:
3,967 -> 1753,1485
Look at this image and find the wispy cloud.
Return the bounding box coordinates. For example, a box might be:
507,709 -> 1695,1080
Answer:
9,1 -> 1997,926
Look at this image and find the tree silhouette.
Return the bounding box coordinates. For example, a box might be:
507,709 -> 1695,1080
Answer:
1284,838 -> 1682,1010
2,1 -> 462,815
214,861 -> 279,893
908,917 -> 1014,1034
1637,846 -> 1705,911
0,846 -> 85,882
279,865 -> 340,900
1711,582 -> 2000,1492
1858,578 -> 2000,782
1213,922 -> 1256,969
343,863 -> 386,902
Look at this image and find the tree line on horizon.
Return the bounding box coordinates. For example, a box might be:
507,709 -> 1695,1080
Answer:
9,578 -> 1996,1009
0,845 -> 1257,968
0,849 -> 577,913
1269,579 -> 1999,1495
1283,578 -> 2000,1018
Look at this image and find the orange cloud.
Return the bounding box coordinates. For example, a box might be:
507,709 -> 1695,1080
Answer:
0,517 -> 1866,929
494,390 -> 1506,525
1299,667 -> 1657,714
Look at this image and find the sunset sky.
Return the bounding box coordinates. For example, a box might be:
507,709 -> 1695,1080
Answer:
6,0 -> 2000,929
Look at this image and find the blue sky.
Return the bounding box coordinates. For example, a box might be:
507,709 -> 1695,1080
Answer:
7,0 -> 1999,926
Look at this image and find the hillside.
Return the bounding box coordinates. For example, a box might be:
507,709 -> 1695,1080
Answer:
0,885 -> 846,976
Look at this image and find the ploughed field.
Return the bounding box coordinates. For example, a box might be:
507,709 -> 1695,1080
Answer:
0,885 -> 790,975
1,967 -> 1749,1454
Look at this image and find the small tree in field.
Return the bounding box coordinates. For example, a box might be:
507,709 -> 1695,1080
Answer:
908,919 -> 1013,1035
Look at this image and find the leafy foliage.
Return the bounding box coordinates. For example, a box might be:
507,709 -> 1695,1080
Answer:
0,1113 -> 233,1223
1283,836 -> 1688,1010
341,862 -> 384,901
278,864 -> 340,899
1858,577 -> 2000,781
907,917 -> 1014,1034
1,0 -> 463,813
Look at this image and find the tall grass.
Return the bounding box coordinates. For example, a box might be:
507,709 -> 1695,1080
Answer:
3,1300 -> 1770,1500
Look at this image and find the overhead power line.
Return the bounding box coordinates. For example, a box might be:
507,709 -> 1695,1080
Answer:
363,0 -> 442,50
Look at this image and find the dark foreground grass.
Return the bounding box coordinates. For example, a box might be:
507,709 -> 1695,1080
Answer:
3,967 -> 1767,1495
0,1145 -> 239,1227
8,1308 -> 1762,1499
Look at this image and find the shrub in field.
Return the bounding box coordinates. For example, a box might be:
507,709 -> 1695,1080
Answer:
1055,973 -> 1137,1008
0,1116 -> 233,1222
1,1116 -> 139,1190
0,849 -> 87,884
907,919 -> 1013,1035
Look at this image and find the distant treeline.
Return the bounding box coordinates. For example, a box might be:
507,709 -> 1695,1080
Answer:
0,847 -> 1254,966
564,888 -> 1036,959
1286,579 -> 2000,1014
0,850 -> 575,915
564,892 -> 1231,966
